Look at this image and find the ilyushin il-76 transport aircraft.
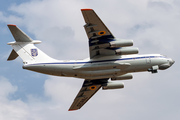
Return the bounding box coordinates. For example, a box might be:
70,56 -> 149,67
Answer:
7,9 -> 174,111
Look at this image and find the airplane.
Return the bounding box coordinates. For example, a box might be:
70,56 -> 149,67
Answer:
7,9 -> 174,111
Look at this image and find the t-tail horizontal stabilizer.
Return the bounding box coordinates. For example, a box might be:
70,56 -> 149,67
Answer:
7,49 -> 18,61
7,24 -> 56,63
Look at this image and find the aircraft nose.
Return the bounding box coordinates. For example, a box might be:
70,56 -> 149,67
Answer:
169,58 -> 175,66
159,58 -> 174,70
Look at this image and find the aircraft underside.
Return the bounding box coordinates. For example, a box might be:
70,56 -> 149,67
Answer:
7,9 -> 174,111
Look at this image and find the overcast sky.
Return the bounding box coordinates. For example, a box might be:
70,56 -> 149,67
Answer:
0,0 -> 179,120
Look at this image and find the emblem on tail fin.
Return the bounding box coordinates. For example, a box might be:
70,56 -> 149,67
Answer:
31,49 -> 38,57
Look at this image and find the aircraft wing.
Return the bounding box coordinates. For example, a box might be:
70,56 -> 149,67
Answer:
82,9 -> 121,59
81,9 -> 114,39
81,9 -> 138,59
69,78 -> 108,111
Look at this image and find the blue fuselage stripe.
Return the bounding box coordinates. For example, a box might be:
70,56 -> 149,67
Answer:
30,56 -> 166,65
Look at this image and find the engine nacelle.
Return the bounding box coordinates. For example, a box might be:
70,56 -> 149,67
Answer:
115,47 -> 139,55
92,39 -> 133,49
110,39 -> 133,48
102,82 -> 124,90
111,73 -> 133,80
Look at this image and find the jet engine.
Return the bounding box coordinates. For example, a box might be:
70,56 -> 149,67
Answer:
115,47 -> 139,55
92,39 -> 133,49
102,81 -> 124,90
111,73 -> 133,80
109,39 -> 133,48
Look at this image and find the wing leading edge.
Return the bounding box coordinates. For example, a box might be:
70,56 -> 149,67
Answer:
69,79 -> 108,111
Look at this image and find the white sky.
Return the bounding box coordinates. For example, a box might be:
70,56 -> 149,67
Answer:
0,0 -> 179,120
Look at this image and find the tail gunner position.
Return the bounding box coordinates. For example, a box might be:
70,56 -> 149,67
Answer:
7,9 -> 174,111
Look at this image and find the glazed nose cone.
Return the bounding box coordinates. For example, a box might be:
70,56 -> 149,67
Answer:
170,59 -> 175,66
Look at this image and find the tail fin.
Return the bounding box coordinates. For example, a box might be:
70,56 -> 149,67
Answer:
7,24 -> 56,64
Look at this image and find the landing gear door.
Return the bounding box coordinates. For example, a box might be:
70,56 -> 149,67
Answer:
146,57 -> 151,64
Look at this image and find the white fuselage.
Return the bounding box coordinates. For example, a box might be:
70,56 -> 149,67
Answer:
23,54 -> 174,80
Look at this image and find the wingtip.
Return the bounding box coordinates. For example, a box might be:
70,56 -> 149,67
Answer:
7,24 -> 16,27
81,8 -> 93,11
68,109 -> 78,111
